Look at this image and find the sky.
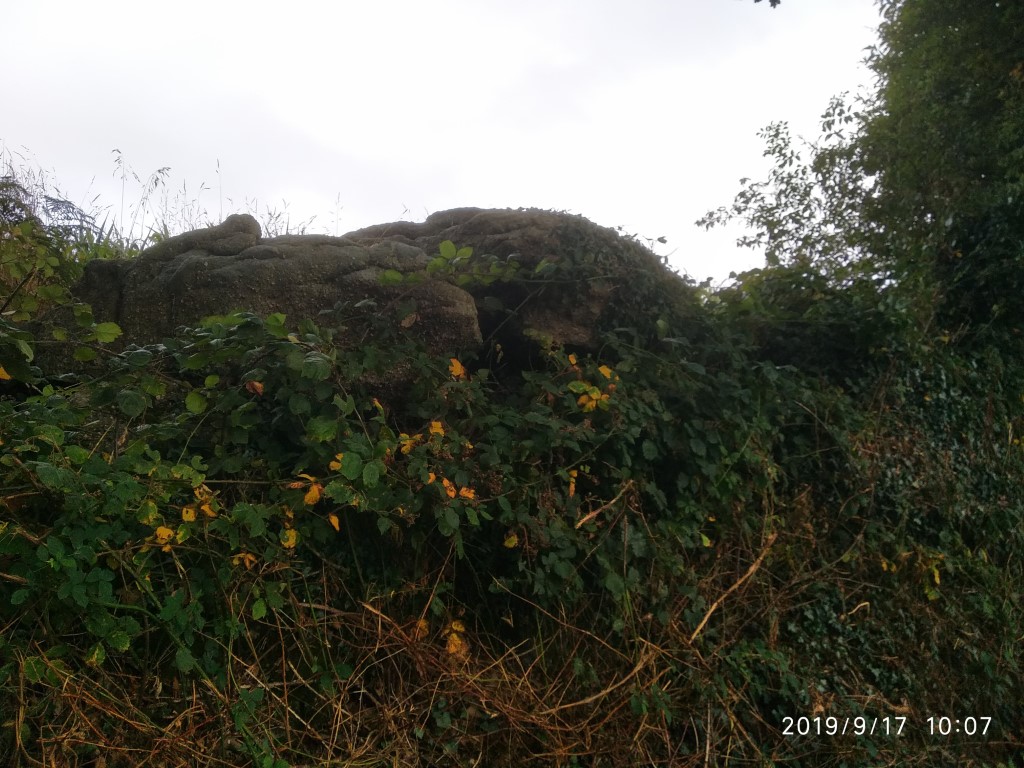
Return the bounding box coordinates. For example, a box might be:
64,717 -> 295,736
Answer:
3,0 -> 882,284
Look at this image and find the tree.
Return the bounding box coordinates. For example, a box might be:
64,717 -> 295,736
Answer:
858,0 -> 1024,340
707,0 -> 1024,344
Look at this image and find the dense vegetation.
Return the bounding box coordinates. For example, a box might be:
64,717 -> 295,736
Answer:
1,0 -> 1022,765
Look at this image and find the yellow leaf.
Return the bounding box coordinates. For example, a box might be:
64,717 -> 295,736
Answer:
280,529 -> 299,550
458,486 -> 476,500
297,473 -> 317,482
442,477 -> 457,499
328,513 -> 341,532
449,357 -> 466,379
430,421 -> 445,437
373,398 -> 384,413
0,367 -> 11,381
329,453 -> 344,471
503,533 -> 518,548
400,434 -> 422,454
200,502 -> 217,519
245,380 -> 264,396
304,483 -> 323,506
448,619 -> 466,633
181,506 -> 197,522
154,526 -> 175,545
446,632 -> 470,661
194,484 -> 214,501
598,365 -> 613,379
413,618 -> 430,641
568,353 -> 577,365
232,552 -> 257,570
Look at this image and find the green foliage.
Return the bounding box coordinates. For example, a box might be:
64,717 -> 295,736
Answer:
3,210 -> 1020,765
3,7 -> 1024,756
858,0 -> 1024,344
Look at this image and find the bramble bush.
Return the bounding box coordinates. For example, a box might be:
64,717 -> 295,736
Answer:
1,157 -> 1022,767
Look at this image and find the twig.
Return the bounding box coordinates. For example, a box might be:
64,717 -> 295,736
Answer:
575,480 -> 634,529
690,532 -> 778,644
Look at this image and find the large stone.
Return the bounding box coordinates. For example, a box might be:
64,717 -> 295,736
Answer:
343,207 -> 695,352
71,213 -> 482,356
50,208 -> 696,372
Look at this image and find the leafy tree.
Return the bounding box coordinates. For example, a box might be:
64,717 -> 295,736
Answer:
859,0 -> 1024,341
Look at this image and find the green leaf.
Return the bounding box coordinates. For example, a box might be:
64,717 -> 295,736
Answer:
265,584 -> 286,611
534,258 -> 556,276
251,598 -> 267,620
324,480 -> 354,504
117,389 -> 148,418
379,268 -> 404,285
439,507 -> 460,536
107,630 -> 131,652
93,322 -> 122,343
85,643 -> 106,668
141,376 -> 167,397
306,415 -> 338,442
73,304 -> 95,327
11,589 -> 30,606
125,349 -> 153,368
23,656 -> 47,684
288,393 -> 311,415
183,352 -> 208,370
73,346 -> 97,362
265,313 -> 289,338
175,647 -> 196,674
185,390 -> 207,414
340,453 -> 364,481
35,424 -> 65,446
301,352 -> 332,381
361,461 -> 381,488
604,572 -> 626,600
641,440 -> 658,461
34,463 -> 71,490
439,240 -> 457,260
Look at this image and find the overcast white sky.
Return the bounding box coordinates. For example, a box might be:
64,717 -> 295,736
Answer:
4,0 -> 881,283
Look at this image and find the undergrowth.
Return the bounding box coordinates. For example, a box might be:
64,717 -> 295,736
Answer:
0,157 -> 1022,767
